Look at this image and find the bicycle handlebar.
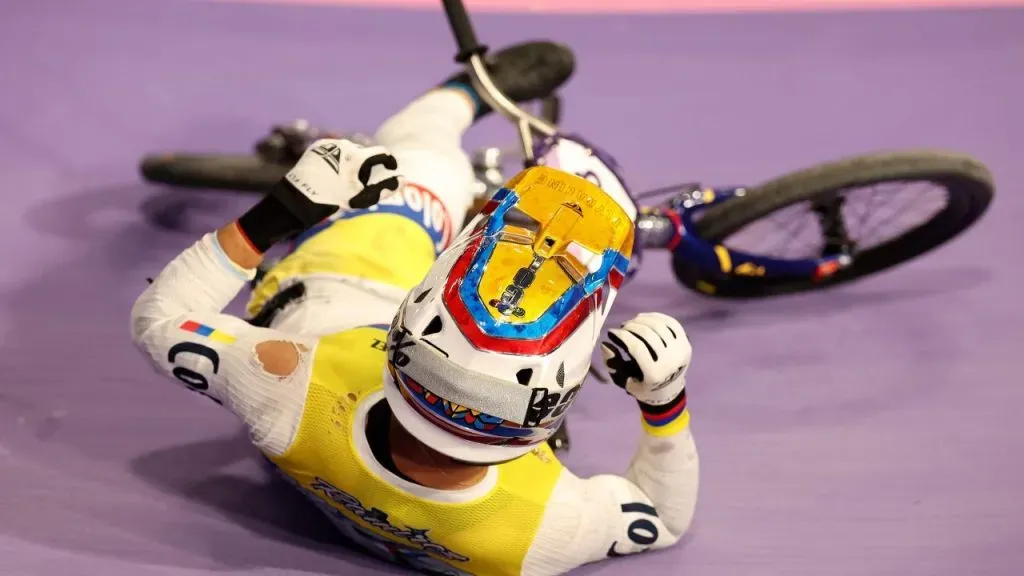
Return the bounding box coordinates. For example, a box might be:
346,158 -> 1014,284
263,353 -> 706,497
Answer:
439,0 -> 558,161
441,0 -> 487,62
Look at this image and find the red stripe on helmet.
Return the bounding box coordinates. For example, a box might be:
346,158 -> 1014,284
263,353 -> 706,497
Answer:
441,236 -> 601,356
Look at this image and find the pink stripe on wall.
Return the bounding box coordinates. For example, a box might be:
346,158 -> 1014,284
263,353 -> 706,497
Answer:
212,0 -> 1024,12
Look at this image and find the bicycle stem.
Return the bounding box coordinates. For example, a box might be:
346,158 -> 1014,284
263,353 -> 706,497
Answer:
636,211 -> 677,249
463,53 -> 557,163
444,1 -> 676,251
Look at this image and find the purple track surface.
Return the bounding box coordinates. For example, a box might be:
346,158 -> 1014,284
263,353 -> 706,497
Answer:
2,1 -> 1023,574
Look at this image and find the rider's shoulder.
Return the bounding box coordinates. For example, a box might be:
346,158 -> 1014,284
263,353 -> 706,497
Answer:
497,445 -> 566,490
248,324 -> 388,379
313,324 -> 391,366
303,325 -> 391,394
317,324 -> 391,348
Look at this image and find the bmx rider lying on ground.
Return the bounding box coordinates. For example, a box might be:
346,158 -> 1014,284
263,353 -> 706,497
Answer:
130,43 -> 699,576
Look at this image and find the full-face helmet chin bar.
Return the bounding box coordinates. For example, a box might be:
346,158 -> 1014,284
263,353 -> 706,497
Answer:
441,0 -> 557,163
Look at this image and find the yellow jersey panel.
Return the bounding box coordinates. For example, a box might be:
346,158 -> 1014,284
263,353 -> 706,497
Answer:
248,214 -> 435,317
267,326 -> 565,576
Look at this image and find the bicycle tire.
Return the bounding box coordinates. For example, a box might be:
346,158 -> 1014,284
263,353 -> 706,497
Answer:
140,153 -> 289,193
677,149 -> 994,298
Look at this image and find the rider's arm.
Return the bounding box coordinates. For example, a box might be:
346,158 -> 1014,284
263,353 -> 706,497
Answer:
522,419 -> 699,575
130,224 -> 316,457
132,138 -> 402,457
524,312 -> 698,575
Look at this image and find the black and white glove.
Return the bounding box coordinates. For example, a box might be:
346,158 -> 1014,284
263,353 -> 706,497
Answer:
285,138 -> 403,212
237,138 -> 404,253
600,312 -> 691,407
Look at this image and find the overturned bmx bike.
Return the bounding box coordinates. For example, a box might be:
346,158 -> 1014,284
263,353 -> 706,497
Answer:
138,0 -> 995,453
140,14 -> 993,300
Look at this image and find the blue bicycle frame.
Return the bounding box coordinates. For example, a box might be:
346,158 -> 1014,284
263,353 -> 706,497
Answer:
666,185 -> 853,294
528,133 -> 853,293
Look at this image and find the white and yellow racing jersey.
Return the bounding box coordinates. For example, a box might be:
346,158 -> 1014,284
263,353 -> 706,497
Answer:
130,93 -> 698,573
131,231 -> 700,576
268,325 -> 565,575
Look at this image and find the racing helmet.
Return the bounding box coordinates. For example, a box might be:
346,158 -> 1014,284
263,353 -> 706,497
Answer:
533,135 -> 638,222
383,165 -> 635,464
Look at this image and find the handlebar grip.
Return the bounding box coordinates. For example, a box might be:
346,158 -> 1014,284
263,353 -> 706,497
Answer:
442,0 -> 488,62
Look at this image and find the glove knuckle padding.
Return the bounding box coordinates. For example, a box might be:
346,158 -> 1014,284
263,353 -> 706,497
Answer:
636,311 -> 668,324
601,312 -> 692,405
668,317 -> 686,341
628,324 -> 663,360
602,331 -> 644,390
620,330 -> 653,364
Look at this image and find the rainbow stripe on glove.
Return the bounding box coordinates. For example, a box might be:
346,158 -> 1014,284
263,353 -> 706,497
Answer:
640,389 -> 689,437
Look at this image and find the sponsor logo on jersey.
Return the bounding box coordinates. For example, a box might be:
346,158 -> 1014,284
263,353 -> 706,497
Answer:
266,464 -> 471,575
290,183 -> 454,256
310,477 -> 470,563
338,183 -> 453,254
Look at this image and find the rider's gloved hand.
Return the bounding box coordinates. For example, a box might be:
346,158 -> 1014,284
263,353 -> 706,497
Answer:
284,138 -> 403,215
600,312 -> 690,408
236,139 -> 404,253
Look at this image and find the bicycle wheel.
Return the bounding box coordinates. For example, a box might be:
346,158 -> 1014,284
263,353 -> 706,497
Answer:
677,150 -> 994,298
140,153 -> 289,193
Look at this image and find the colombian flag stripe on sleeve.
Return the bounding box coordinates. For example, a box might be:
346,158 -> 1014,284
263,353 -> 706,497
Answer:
180,320 -> 237,344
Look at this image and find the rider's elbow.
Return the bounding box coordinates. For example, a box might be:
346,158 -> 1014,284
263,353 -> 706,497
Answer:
665,507 -> 696,545
129,291 -> 163,348
253,340 -> 306,377
129,286 -> 189,353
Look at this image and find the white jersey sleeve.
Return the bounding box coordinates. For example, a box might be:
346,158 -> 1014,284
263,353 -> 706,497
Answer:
522,423 -> 699,575
129,232 -> 315,456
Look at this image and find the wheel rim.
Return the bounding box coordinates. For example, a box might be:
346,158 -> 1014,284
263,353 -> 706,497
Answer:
720,180 -> 950,262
